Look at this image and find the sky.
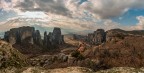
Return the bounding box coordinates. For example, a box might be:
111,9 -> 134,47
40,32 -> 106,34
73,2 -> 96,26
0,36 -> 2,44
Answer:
0,0 -> 144,33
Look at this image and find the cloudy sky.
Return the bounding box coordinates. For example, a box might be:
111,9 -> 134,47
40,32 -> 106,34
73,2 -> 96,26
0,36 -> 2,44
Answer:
0,0 -> 144,32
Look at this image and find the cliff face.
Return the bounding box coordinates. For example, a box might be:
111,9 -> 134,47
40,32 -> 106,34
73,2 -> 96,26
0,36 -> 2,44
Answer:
106,29 -> 126,42
4,26 -> 65,52
4,26 -> 35,45
73,28 -> 144,45
52,27 -> 64,45
85,29 -> 106,45
43,27 -> 65,49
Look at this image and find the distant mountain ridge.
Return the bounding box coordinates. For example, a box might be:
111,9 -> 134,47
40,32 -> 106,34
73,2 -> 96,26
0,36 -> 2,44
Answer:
107,28 -> 144,35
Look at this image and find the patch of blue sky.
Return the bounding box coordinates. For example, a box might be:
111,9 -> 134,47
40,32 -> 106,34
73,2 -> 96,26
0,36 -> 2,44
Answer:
112,9 -> 144,26
79,0 -> 87,4
5,0 -> 11,2
0,9 -> 17,22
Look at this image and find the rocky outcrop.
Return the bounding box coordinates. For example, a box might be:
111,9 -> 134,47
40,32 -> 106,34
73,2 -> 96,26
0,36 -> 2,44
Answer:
4,26 -> 65,52
0,40 -> 27,68
4,26 -> 35,45
33,30 -> 43,46
29,53 -> 68,67
106,29 -> 126,42
43,27 -> 65,49
73,34 -> 86,41
85,29 -> 106,45
72,29 -> 106,45
106,29 -> 144,42
52,27 -> 64,45
73,28 -> 141,45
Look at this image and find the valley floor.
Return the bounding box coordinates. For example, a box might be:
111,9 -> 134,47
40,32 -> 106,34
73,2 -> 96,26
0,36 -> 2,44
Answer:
1,30 -> 144,73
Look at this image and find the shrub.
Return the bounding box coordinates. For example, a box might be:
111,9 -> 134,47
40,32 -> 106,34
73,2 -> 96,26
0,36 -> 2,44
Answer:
71,51 -> 85,60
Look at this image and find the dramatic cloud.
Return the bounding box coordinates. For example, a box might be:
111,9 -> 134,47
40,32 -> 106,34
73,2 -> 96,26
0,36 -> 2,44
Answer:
80,0 -> 144,18
0,13 -> 123,32
0,0 -> 144,32
1,0 -> 144,18
0,0 -> 11,11
14,0 -> 72,17
131,16 -> 144,30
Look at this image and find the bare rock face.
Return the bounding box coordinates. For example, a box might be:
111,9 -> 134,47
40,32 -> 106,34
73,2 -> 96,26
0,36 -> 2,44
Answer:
52,27 -> 64,45
106,29 -> 126,42
86,29 -> 106,45
19,27 -> 35,43
43,27 -> 65,49
4,26 -> 35,45
72,29 -> 106,45
43,31 -> 52,49
4,26 -> 65,52
33,30 -> 43,46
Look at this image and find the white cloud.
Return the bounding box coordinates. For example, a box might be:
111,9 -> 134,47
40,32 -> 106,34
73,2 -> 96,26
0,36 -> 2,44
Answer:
0,0 -> 12,11
131,16 -> 144,30
1,0 -> 144,31
1,0 -> 144,18
80,0 -> 144,19
19,11 -> 48,18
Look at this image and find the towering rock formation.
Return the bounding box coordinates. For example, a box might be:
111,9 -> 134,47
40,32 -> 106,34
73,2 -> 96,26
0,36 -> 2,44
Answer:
4,26 -> 65,51
43,27 -> 65,49
52,27 -> 64,45
4,26 -> 35,45
86,29 -> 106,45
33,30 -> 43,46
43,31 -> 51,49
43,31 -> 48,48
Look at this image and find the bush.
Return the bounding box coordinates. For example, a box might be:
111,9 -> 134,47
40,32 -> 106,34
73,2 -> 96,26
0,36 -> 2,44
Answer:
71,51 -> 85,60
115,33 -> 125,39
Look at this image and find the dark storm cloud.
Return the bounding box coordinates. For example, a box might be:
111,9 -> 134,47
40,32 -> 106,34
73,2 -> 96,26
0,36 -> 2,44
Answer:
15,0 -> 34,11
14,0 -> 71,17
